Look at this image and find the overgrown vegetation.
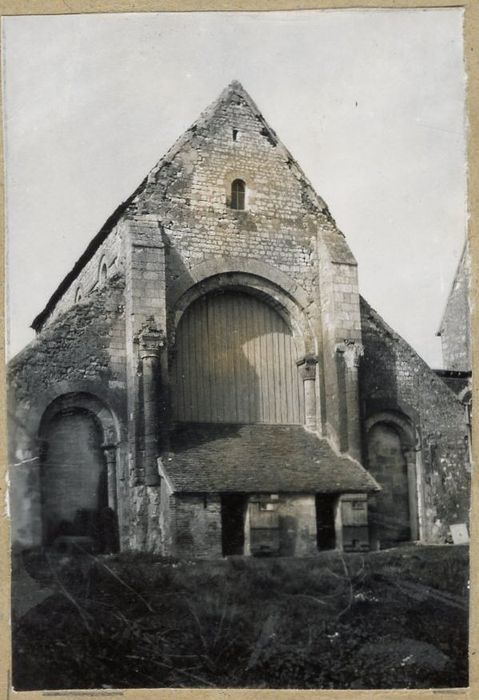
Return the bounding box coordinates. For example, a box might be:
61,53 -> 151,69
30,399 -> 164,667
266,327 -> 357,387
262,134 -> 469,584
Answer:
13,545 -> 469,690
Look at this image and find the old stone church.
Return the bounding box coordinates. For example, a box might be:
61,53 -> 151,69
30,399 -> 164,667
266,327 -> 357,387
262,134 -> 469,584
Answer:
8,81 -> 471,558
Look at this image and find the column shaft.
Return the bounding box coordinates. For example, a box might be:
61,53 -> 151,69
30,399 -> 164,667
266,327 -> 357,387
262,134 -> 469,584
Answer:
142,354 -> 160,485
336,341 -> 364,461
104,448 -> 118,512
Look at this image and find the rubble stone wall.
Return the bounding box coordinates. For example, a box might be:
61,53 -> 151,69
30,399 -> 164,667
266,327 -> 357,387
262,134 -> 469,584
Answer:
360,299 -> 470,543
8,274 -> 129,548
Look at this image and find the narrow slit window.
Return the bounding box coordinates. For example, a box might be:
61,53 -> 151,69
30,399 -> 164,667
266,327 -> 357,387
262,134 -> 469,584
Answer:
100,262 -> 108,284
232,128 -> 239,142
231,179 -> 245,210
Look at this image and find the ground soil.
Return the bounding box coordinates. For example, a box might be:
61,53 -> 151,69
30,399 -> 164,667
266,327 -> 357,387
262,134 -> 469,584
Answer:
12,544 -> 469,690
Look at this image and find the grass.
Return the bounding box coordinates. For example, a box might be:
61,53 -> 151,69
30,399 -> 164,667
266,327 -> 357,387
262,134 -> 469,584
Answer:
13,544 -> 469,690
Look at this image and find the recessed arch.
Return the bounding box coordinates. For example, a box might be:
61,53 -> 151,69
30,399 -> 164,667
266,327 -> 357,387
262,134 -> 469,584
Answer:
38,392 -> 120,551
98,255 -> 108,285
169,263 -> 315,359
171,289 -> 305,424
365,411 -> 416,451
169,257 -> 311,309
39,392 -> 120,446
365,410 -> 419,546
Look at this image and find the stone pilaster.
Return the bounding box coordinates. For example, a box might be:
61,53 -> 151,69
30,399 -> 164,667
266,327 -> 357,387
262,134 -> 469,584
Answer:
404,448 -> 419,541
122,215 -> 166,488
103,445 -> 118,512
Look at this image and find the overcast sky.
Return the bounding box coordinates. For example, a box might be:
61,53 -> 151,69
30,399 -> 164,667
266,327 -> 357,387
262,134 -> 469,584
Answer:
3,8 -> 466,367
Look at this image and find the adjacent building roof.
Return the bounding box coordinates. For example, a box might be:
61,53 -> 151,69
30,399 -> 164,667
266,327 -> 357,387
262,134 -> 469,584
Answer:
160,423 -> 380,494
436,238 -> 469,337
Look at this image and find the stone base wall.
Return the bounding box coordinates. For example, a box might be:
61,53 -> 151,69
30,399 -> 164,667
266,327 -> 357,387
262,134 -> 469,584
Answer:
275,495 -> 318,556
165,493 -> 319,559
169,494 -> 223,559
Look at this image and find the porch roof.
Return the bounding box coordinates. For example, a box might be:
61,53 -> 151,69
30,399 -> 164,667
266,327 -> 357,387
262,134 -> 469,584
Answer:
160,423 -> 380,494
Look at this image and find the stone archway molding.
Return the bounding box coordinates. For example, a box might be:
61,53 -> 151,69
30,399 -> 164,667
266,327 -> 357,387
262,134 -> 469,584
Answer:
38,391 -> 120,513
170,258 -> 316,358
365,410 -> 420,542
365,411 -> 416,451
169,256 -> 311,309
38,391 -> 120,447
458,386 -> 472,405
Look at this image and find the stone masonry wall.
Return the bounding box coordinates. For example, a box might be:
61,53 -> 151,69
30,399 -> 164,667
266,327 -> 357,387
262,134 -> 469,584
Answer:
360,298 -> 470,542
136,91 -> 322,299
128,83 -> 362,450
169,494 -> 223,558
276,495 -> 317,556
121,216 -> 168,550
8,274 -> 129,547
25,83 -> 363,469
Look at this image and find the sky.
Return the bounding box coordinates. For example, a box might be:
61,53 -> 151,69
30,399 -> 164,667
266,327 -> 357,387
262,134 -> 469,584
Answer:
2,8 -> 467,367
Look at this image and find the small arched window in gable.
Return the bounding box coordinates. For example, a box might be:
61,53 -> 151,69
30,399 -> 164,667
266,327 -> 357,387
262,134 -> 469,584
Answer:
231,179 -> 246,210
99,261 -> 108,284
75,287 -> 83,303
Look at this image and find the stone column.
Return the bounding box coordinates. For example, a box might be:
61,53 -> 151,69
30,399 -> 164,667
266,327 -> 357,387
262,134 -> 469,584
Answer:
404,448 -> 419,541
138,319 -> 166,487
297,355 -> 318,430
336,340 -> 364,461
103,446 -> 118,512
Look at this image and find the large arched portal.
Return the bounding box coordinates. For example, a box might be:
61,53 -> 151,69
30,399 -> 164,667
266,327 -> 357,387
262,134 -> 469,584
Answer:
172,290 -> 305,424
41,409 -> 107,545
39,393 -> 120,551
365,414 -> 418,547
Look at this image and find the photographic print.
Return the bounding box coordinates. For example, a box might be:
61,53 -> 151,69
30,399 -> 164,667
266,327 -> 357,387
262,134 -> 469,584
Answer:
3,6 -> 472,692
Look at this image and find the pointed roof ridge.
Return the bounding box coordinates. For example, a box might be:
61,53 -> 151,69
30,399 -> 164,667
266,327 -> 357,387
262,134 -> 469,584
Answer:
142,79 -> 273,185
436,237 -> 469,336
219,79 -> 263,112
32,81 -> 334,331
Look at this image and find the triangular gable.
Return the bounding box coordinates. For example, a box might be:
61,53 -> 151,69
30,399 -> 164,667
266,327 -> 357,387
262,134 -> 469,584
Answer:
32,81 -> 354,330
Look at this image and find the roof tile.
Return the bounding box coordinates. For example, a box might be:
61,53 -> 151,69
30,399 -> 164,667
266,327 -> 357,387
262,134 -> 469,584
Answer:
161,423 -> 380,494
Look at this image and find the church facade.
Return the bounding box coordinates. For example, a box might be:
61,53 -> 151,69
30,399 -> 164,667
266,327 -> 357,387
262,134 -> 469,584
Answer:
8,82 -> 471,558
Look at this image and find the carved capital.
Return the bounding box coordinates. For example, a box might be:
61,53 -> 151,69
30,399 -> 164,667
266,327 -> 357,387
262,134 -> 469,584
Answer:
297,354 -> 318,381
136,317 -> 166,359
336,339 -> 364,369
402,447 -> 417,462
102,443 -> 117,462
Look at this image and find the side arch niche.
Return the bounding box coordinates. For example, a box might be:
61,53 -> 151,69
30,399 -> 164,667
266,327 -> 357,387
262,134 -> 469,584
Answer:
365,412 -> 419,548
38,392 -> 120,552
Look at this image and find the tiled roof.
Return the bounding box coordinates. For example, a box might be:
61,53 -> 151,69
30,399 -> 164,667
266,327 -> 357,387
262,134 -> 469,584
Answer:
161,423 -> 380,494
